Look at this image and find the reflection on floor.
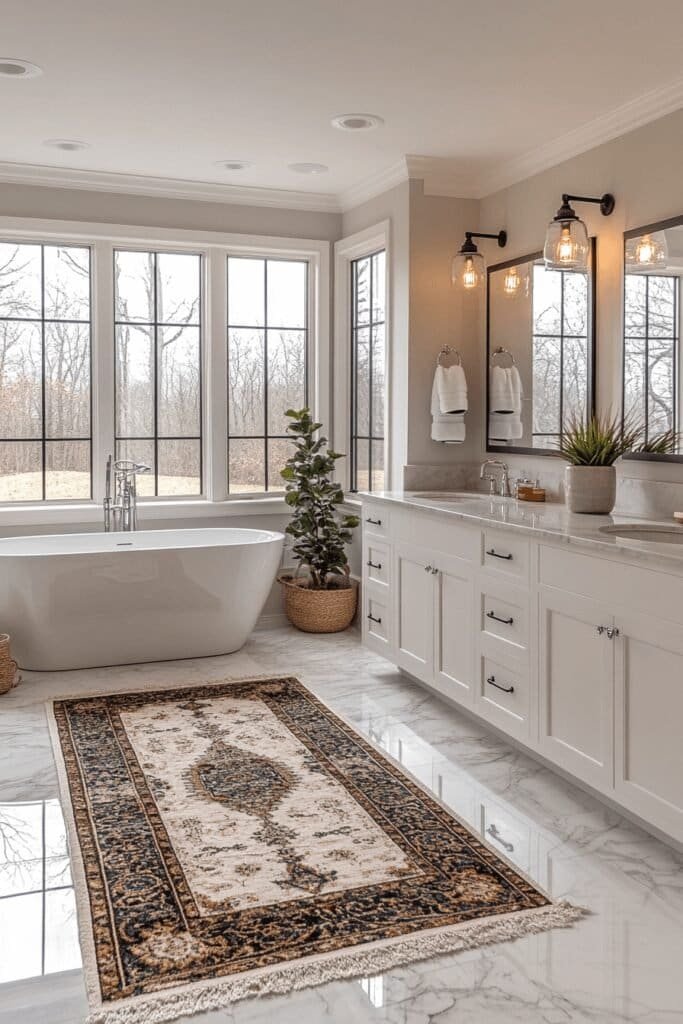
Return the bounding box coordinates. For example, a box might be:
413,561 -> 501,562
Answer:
0,799 -> 80,984
1,626 -> 682,1023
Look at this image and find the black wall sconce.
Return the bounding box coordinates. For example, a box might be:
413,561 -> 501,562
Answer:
452,229 -> 507,290
544,193 -> 615,271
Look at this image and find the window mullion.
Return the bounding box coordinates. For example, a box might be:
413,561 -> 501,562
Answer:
207,248 -> 227,501
92,239 -> 115,506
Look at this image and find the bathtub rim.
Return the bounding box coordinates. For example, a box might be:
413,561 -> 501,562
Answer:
0,526 -> 286,559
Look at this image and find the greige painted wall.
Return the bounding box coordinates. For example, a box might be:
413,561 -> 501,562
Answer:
407,183 -> 479,465
0,182 -> 342,240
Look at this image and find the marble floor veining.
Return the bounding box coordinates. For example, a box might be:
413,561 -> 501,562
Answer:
1,627 -> 682,1023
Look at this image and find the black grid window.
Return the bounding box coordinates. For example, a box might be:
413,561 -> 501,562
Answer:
350,250 -> 386,491
624,274 -> 679,442
531,263 -> 589,449
114,250 -> 203,497
227,256 -> 308,494
0,242 -> 91,502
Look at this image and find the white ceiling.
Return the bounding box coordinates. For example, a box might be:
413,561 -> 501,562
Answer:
2,0 -> 683,209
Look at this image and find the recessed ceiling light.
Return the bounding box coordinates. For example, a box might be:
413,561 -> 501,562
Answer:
0,58 -> 42,79
288,162 -> 329,175
214,160 -> 252,171
43,139 -> 90,152
331,113 -> 384,132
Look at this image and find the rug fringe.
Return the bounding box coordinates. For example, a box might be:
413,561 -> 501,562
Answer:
86,900 -> 588,1024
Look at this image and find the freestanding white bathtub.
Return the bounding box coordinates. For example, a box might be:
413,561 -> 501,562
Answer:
0,528 -> 284,671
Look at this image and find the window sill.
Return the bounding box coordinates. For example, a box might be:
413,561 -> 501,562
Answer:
0,497 -> 290,530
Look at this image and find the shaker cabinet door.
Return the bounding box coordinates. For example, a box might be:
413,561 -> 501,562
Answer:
614,611 -> 683,843
433,554 -> 475,706
538,586 -> 615,791
393,542 -> 436,683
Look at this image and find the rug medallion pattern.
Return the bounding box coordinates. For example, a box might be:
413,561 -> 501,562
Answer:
52,677 -> 553,1010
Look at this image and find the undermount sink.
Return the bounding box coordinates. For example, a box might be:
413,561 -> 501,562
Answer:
599,524 -> 683,545
407,491 -> 480,502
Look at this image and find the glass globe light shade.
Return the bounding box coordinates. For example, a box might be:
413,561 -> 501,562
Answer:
452,250 -> 485,289
625,233 -> 667,269
544,217 -> 590,271
502,265 -> 529,298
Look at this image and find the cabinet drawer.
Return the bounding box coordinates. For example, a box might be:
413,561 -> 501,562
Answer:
394,510 -> 478,562
364,591 -> 391,652
540,543 -> 683,627
482,530 -> 529,580
364,538 -> 390,588
479,580 -> 528,651
477,653 -> 529,740
362,502 -> 390,538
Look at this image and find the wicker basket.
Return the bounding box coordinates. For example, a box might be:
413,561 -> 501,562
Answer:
279,572 -> 358,633
0,634 -> 19,695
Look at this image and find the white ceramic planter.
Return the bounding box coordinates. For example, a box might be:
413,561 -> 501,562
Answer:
565,465 -> 617,514
565,464 -> 618,512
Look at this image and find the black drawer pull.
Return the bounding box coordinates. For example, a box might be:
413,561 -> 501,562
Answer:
486,610 -> 514,625
367,613 -> 382,624
366,516 -> 382,526
366,560 -> 382,570
486,548 -> 513,561
487,675 -> 514,694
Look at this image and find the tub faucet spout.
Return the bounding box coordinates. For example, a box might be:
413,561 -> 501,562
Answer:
104,458 -> 151,531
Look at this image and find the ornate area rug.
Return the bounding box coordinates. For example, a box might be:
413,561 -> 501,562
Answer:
48,676 -> 584,1024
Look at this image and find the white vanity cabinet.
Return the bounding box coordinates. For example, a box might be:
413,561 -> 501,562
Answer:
361,496 -> 683,847
538,543 -> 683,841
538,586 -> 615,790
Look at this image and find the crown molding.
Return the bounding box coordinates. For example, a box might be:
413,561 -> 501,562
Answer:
477,75 -> 683,198
338,158 -> 409,212
405,156 -> 479,199
0,160 -> 342,213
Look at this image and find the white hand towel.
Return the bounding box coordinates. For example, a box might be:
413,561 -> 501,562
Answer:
432,413 -> 466,443
436,364 -> 468,414
488,412 -> 523,441
489,365 -> 515,413
509,365 -> 523,415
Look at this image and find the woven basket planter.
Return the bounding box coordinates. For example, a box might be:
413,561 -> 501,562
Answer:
279,573 -> 358,633
0,634 -> 19,695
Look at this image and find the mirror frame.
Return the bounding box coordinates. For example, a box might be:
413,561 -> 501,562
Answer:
486,241 -> 597,456
622,214 -> 683,463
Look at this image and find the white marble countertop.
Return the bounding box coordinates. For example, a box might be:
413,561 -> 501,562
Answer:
358,490 -> 683,571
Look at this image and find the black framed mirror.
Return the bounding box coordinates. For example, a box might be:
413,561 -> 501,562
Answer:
486,240 -> 596,455
623,215 -> 683,461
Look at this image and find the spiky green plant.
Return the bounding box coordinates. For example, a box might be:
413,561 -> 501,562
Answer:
554,412 -> 678,466
280,408 -> 360,589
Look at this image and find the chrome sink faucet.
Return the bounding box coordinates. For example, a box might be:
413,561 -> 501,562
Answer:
104,455 -> 151,532
480,459 -> 511,497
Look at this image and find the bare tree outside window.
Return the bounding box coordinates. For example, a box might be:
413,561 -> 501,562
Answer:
0,242 -> 91,501
227,257 -> 307,493
114,250 -> 202,496
624,274 -> 679,443
531,263 -> 589,448
351,250 -> 385,490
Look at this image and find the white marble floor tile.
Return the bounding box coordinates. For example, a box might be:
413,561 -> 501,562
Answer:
0,626 -> 681,1023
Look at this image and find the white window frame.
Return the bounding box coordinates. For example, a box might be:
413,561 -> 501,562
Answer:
333,221 -> 390,493
0,217 -> 329,526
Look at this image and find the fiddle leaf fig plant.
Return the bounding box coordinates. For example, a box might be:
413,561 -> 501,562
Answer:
281,408 -> 360,589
